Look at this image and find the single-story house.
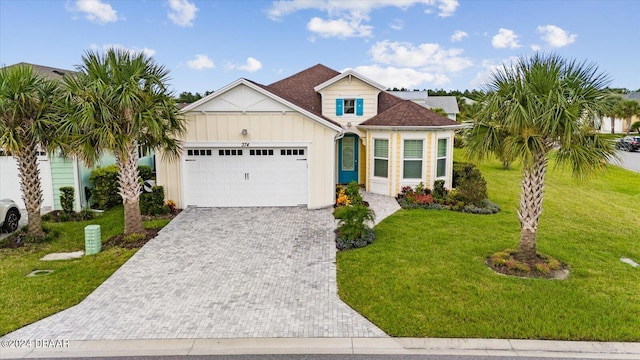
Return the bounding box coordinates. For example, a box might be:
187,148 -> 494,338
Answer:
390,91 -> 460,121
596,92 -> 640,134
0,63 -> 154,211
157,64 -> 463,209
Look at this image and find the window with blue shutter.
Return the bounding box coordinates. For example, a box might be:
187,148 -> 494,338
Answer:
336,98 -> 364,116
356,98 -> 363,116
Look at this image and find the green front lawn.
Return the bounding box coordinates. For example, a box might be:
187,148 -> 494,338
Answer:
337,156 -> 640,341
0,207 -> 170,336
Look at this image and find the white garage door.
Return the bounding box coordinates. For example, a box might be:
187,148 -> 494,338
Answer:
183,147 -> 308,207
0,152 -> 54,210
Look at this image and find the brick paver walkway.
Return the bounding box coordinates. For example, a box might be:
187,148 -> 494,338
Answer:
4,202 -> 397,340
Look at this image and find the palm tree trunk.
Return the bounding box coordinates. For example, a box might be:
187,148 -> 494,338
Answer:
518,153 -> 547,260
17,144 -> 44,237
610,116 -> 615,134
626,117 -> 632,135
117,141 -> 144,235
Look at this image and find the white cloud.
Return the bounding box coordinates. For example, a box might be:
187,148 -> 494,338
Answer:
369,40 -> 473,73
537,25 -> 577,48
307,17 -> 372,38
531,44 -> 541,51
470,57 -> 519,88
351,64 -> 450,88
72,0 -> 118,24
168,0 -> 198,27
89,43 -> 156,57
266,0 -> 459,39
389,18 -> 403,31
450,30 -> 468,42
187,55 -> 214,70
436,0 -> 459,17
228,57 -> 263,73
492,28 -> 520,49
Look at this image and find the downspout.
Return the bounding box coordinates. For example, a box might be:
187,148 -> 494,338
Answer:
333,127 -> 345,201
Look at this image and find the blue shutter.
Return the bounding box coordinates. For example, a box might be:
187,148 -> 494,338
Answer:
356,98 -> 364,116
336,98 -> 343,116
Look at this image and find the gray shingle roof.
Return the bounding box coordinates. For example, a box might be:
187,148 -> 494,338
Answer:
1,62 -> 76,81
388,91 -> 459,114
424,96 -> 459,114
623,91 -> 640,102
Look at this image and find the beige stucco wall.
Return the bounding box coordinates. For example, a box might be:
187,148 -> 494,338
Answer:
364,129 -> 456,197
156,111 -> 338,209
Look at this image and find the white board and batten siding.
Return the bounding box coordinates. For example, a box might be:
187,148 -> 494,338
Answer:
156,83 -> 339,209
0,152 -> 54,210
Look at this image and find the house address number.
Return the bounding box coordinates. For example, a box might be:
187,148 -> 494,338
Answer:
241,142 -> 250,147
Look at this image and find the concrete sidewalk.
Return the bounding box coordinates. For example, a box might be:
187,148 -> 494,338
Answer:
1,337 -> 639,359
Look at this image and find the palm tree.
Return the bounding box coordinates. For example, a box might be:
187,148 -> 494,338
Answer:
600,93 -> 623,134
60,49 -> 186,235
614,99 -> 640,135
466,53 -> 616,261
0,65 -> 60,237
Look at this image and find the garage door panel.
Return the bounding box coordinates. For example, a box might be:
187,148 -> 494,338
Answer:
183,147 -> 307,207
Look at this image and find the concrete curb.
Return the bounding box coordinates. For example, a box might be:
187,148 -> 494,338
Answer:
1,338 -> 639,359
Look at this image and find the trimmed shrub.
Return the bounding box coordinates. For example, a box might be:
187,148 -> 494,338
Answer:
89,165 -> 120,209
59,186 -> 75,213
452,161 -> 474,188
138,165 -> 154,181
461,199 -> 501,214
336,227 -> 375,251
432,180 -> 448,200
456,164 -> 488,207
140,186 -> 167,216
90,164 -> 154,209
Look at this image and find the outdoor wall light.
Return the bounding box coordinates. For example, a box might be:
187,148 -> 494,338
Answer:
241,129 -> 248,135
347,122 -> 352,127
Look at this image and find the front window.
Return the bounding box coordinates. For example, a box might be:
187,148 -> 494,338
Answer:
403,140 -> 423,179
373,139 -> 388,178
344,99 -> 355,114
436,138 -> 447,178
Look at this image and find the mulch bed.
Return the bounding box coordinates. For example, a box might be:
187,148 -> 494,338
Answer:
486,252 -> 570,280
103,228 -> 160,249
1,210 -> 182,250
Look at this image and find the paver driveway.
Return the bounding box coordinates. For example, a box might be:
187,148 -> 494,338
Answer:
4,207 -> 386,340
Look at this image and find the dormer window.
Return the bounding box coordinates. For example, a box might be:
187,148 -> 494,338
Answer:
336,98 -> 363,116
344,99 -> 355,114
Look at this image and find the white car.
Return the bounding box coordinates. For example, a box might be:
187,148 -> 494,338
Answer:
0,199 -> 21,233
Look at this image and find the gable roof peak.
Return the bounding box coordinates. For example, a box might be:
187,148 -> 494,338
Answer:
314,68 -> 387,92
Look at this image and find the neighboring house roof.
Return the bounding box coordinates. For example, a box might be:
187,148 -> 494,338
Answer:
390,91 -> 460,115
460,96 -> 476,105
389,91 -> 428,101
424,96 -> 459,115
2,62 -> 76,81
360,99 -> 462,128
623,91 -> 640,102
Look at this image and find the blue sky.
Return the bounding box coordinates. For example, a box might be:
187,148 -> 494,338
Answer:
1,0 -> 638,95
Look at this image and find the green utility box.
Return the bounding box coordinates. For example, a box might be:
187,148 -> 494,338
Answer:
84,225 -> 101,255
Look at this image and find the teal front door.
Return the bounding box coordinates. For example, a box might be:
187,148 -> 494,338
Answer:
338,134 -> 359,184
